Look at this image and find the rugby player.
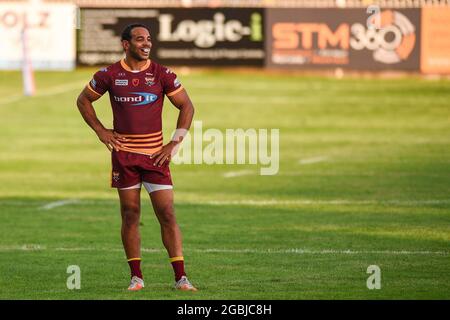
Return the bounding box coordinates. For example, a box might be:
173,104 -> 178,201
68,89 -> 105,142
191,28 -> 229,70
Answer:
76,24 -> 196,291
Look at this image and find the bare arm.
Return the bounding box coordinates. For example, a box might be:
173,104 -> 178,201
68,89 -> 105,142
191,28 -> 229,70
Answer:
152,89 -> 195,166
76,87 -> 126,152
169,88 -> 195,134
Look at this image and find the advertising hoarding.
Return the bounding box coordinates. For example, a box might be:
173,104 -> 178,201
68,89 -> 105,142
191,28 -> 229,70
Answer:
78,8 -> 265,66
0,2 -> 76,70
265,8 -> 420,71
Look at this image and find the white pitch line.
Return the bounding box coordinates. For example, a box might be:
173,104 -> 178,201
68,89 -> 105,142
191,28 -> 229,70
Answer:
194,248 -> 450,256
223,170 -> 254,178
0,81 -> 86,106
0,95 -> 26,106
0,245 -> 448,256
1,198 -> 449,209
198,199 -> 450,206
299,156 -> 328,165
40,199 -> 80,210
0,244 -> 44,251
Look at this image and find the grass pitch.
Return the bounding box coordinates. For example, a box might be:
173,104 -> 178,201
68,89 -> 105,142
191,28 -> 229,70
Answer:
0,69 -> 449,299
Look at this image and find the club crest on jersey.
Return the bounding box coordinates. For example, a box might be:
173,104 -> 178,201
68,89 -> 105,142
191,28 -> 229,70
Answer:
145,77 -> 155,86
132,79 -> 139,86
112,171 -> 120,182
115,79 -> 128,86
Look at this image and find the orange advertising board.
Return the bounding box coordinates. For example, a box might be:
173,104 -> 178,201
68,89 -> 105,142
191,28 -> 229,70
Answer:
421,7 -> 450,74
266,8 -> 421,70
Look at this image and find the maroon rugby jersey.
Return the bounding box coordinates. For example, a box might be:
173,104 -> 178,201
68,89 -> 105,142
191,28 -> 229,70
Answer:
87,59 -> 183,155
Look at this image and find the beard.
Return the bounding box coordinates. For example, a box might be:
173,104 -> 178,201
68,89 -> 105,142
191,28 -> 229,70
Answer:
129,45 -> 148,61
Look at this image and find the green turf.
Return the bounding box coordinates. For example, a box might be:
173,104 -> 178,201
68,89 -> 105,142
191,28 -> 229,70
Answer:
0,69 -> 449,299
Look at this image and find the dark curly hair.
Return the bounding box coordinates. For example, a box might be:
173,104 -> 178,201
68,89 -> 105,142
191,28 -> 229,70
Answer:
121,23 -> 151,41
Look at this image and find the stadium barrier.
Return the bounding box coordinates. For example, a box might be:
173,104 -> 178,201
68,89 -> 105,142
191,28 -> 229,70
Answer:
76,6 -> 450,73
77,8 -> 265,66
265,8 -> 421,71
1,1 -> 450,73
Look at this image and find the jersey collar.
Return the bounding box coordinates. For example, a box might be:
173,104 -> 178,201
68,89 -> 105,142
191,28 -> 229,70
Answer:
120,58 -> 151,73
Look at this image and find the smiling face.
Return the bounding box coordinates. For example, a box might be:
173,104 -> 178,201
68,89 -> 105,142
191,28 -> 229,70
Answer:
122,27 -> 152,61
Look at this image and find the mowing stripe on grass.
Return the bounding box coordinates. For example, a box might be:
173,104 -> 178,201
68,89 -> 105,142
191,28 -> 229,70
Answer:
0,245 -> 448,256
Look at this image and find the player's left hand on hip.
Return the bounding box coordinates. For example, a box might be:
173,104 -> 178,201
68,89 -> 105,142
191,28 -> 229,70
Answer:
151,141 -> 177,167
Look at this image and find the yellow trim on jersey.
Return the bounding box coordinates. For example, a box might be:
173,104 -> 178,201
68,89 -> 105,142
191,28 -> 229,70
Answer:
118,145 -> 163,156
169,256 -> 184,263
86,83 -> 102,96
127,257 -> 141,262
123,142 -> 163,148
120,58 -> 151,72
166,86 -> 184,97
121,131 -> 162,138
123,137 -> 162,143
116,131 -> 163,155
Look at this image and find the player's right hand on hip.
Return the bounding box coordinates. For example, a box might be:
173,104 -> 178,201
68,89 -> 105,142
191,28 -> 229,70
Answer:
97,129 -> 127,152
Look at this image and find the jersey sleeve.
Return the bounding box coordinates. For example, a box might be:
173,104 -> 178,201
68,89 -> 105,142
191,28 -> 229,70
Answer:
87,68 -> 110,96
161,66 -> 184,97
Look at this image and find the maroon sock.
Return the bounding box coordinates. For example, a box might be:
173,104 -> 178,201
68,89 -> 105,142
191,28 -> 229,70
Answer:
127,259 -> 143,279
171,260 -> 186,282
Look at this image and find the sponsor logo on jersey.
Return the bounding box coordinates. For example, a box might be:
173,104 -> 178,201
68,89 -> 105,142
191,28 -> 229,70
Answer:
115,79 -> 128,86
132,78 -> 139,86
113,92 -> 158,106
